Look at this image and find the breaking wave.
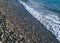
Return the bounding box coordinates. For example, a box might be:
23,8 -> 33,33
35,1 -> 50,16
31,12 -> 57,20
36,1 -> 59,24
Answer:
18,0 -> 60,42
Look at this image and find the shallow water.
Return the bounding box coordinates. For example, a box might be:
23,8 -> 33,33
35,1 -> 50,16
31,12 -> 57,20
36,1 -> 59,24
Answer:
18,0 -> 60,42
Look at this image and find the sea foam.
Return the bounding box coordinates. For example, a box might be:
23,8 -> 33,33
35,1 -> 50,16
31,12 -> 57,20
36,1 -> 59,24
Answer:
18,0 -> 60,41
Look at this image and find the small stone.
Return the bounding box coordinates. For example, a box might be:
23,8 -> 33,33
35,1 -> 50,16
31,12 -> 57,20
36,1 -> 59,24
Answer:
0,12 -> 1,14
0,41 -> 2,43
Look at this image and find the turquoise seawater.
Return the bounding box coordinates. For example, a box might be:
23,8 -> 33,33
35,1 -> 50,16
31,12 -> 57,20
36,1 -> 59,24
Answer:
32,0 -> 60,12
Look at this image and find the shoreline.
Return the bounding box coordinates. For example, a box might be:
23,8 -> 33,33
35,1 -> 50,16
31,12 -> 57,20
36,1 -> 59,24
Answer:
0,0 -> 60,43
15,0 -> 60,43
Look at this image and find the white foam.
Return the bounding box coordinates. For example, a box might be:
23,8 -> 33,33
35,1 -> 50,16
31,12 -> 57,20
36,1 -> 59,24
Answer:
18,0 -> 60,41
